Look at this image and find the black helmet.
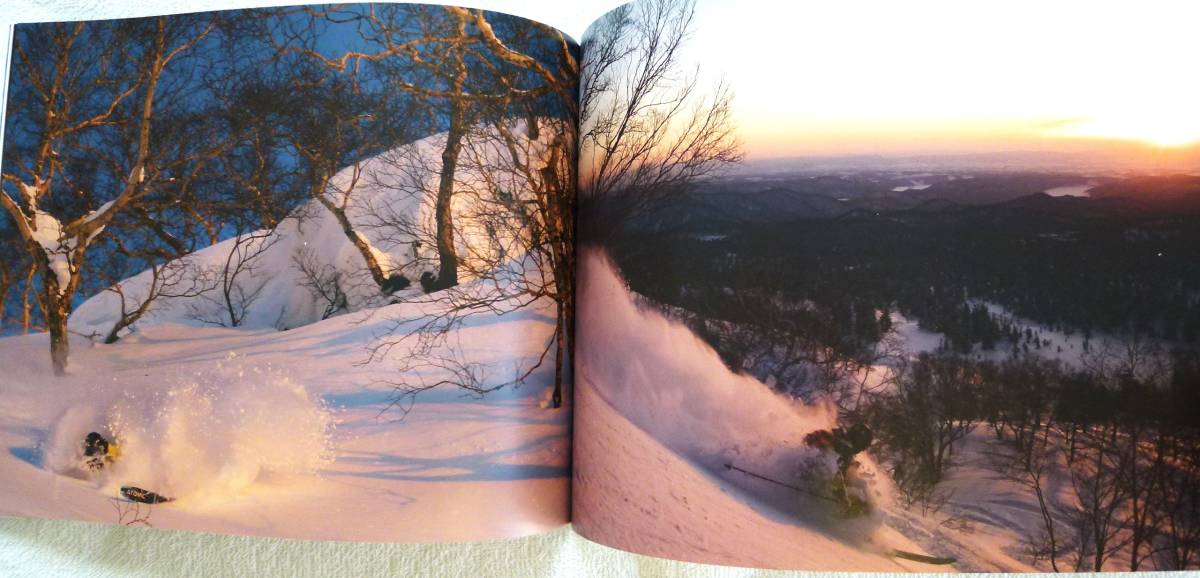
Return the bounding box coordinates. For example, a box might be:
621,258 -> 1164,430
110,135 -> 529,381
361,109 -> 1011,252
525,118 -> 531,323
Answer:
83,432 -> 109,456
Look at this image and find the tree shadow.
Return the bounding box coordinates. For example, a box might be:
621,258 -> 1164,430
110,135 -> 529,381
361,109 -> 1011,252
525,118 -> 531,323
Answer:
1,425 -> 45,468
10,446 -> 42,468
324,433 -> 568,482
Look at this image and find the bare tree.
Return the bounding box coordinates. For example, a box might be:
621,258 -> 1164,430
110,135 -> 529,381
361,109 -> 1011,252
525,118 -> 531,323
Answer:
0,228 -> 30,331
1067,422 -> 1130,571
987,402 -> 1072,572
1155,437 -> 1200,569
293,247 -> 348,320
101,257 -> 212,344
365,116 -> 573,409
0,17 -> 215,374
578,0 -> 741,243
869,354 -> 980,501
279,5 -> 491,294
262,18 -> 417,296
285,5 -> 580,408
189,229 -> 279,328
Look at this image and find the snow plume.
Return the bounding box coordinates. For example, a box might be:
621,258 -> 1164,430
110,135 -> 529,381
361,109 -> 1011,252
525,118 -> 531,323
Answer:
46,354 -> 331,503
576,249 -> 840,498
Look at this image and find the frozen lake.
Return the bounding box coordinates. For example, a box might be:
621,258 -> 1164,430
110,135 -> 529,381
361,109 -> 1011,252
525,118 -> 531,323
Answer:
1043,184 -> 1093,197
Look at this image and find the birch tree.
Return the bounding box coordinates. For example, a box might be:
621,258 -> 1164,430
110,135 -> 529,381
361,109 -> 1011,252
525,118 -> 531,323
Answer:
1,17 -> 215,374
279,5 -> 482,294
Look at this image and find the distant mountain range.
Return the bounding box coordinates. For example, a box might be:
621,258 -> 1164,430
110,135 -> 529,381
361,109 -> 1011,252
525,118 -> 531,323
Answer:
630,172 -> 1200,234
735,147 -> 1200,175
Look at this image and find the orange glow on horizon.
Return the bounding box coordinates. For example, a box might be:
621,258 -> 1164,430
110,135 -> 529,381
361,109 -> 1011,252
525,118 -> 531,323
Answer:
675,0 -> 1200,163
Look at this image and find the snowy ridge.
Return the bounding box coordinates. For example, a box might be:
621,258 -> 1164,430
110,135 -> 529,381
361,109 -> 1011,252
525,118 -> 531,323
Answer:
71,120 -> 550,335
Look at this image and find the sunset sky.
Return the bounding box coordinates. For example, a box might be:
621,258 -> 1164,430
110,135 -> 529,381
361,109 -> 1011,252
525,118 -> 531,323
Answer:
680,0 -> 1200,160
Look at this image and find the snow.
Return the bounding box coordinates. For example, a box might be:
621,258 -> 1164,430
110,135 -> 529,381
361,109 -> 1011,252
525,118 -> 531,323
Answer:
1044,184 -> 1093,197
890,310 -> 945,354
884,431 -> 1046,572
572,250 -> 948,570
892,181 -> 932,192
70,121 -> 548,335
354,230 -> 397,274
44,356 -> 332,504
0,296 -> 568,540
573,381 -> 943,571
30,210 -> 72,293
82,199 -> 115,226
26,199 -> 115,295
0,122 -> 568,541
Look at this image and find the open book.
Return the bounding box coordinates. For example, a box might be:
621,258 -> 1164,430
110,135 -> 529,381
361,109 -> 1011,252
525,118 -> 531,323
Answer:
1,0 -> 1198,572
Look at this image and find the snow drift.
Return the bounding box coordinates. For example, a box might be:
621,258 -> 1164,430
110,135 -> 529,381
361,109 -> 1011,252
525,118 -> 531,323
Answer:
70,120 -> 552,335
44,353 -> 331,503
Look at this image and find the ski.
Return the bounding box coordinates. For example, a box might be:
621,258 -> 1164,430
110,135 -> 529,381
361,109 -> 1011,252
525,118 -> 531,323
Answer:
890,549 -> 957,565
121,486 -> 174,504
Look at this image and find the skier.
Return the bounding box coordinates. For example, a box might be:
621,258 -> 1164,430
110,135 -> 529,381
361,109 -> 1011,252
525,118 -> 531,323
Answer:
804,423 -> 873,516
831,423 -> 872,469
82,431 -> 174,503
83,431 -> 121,472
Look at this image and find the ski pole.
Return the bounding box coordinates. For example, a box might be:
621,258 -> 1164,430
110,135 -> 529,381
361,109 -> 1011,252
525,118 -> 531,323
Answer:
723,462 -> 838,503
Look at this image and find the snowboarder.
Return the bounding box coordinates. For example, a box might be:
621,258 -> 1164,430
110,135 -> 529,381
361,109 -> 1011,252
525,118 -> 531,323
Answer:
83,431 -> 121,472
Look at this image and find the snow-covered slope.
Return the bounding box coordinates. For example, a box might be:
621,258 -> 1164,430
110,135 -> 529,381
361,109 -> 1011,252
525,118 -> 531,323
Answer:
0,293 -> 568,540
571,249 -> 1117,572
71,121 -> 548,335
0,121 -> 568,541
572,250 -> 946,571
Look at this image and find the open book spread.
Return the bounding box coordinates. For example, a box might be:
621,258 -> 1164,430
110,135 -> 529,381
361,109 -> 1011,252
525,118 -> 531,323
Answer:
1,0 -> 1198,572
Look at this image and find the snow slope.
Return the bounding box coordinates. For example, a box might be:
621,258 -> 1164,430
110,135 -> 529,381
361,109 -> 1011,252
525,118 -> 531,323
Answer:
0,122 -> 568,541
571,249 -> 1129,572
572,250 -> 947,571
0,296 -> 568,541
71,120 -> 549,335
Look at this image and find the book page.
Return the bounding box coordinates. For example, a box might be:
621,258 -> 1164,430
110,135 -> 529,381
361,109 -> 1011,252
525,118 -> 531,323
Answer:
0,2 -> 578,543
572,0 -> 1200,571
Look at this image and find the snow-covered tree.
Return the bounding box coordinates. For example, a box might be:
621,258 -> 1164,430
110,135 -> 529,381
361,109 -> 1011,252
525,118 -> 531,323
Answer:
1,17 -> 216,374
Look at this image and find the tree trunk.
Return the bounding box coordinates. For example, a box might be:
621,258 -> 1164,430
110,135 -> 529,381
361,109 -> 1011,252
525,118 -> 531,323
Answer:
429,20 -> 469,293
45,289 -> 70,376
22,266 -> 36,332
311,171 -> 392,291
552,302 -> 564,408
433,106 -> 465,291
0,275 -> 10,329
